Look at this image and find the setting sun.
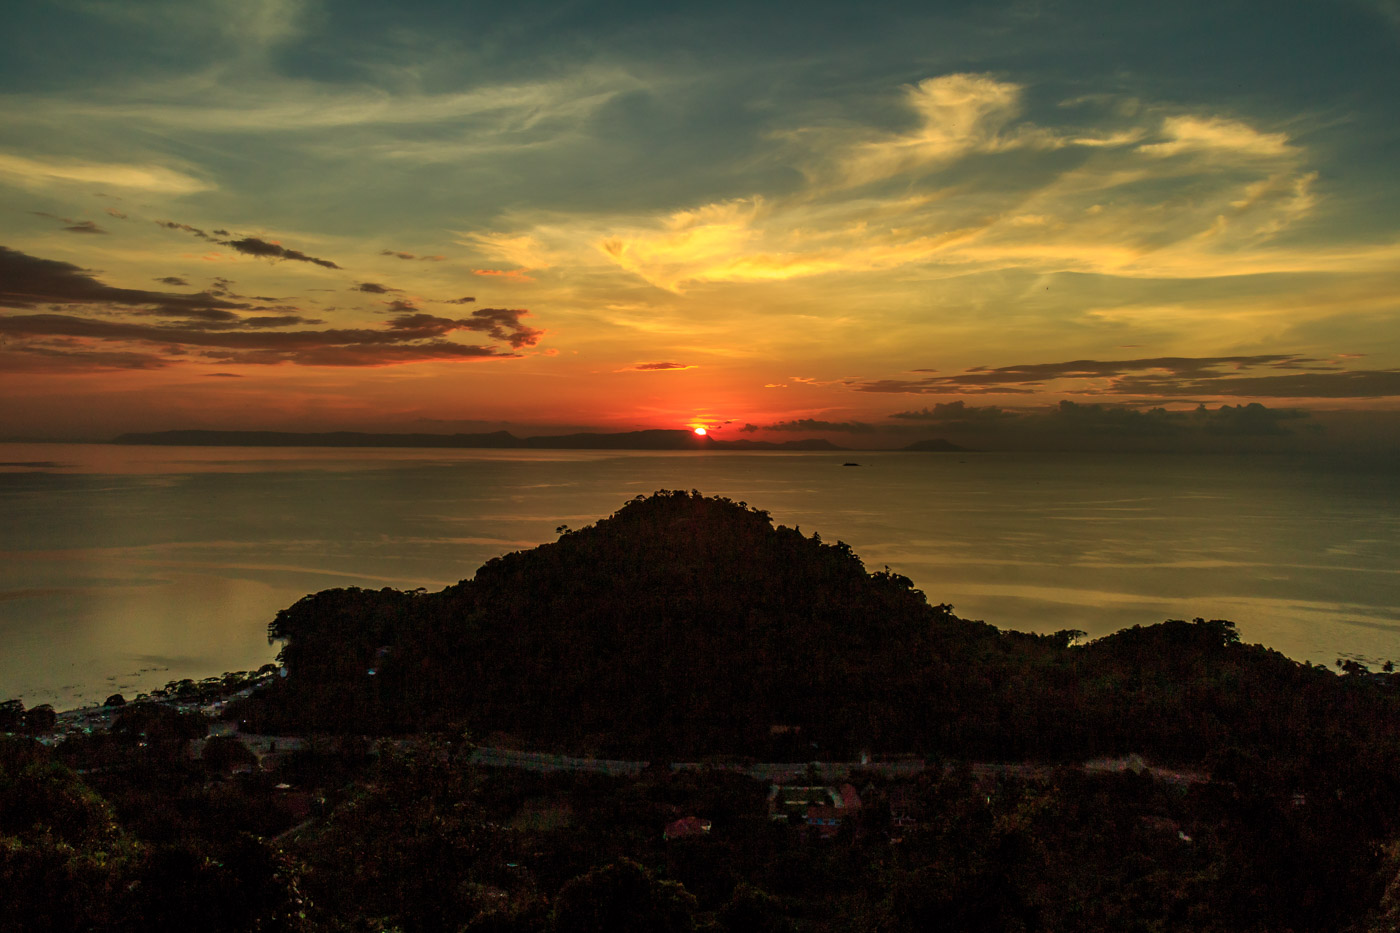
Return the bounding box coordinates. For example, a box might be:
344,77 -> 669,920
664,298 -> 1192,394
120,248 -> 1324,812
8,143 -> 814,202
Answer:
693,427 -> 707,436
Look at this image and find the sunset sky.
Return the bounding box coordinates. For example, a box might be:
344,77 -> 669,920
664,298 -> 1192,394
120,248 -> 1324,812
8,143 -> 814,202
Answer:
3,0 -> 1399,448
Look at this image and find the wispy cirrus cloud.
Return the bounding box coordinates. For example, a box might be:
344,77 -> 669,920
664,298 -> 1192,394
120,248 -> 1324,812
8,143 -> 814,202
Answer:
0,151 -> 211,193
619,361 -> 694,371
835,74 -> 1040,186
0,67 -> 641,140
471,74 -> 1348,294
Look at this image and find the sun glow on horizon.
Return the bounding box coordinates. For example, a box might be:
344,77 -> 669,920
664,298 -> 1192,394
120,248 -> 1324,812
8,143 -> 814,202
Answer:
693,426 -> 707,435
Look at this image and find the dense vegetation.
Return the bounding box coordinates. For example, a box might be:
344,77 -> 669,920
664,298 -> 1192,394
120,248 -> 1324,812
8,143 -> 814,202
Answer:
8,489 -> 1400,931
238,490 -> 1400,770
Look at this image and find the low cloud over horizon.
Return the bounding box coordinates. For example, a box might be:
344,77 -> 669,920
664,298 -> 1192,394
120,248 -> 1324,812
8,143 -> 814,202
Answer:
889,399 -> 1315,439
855,356 -> 1400,401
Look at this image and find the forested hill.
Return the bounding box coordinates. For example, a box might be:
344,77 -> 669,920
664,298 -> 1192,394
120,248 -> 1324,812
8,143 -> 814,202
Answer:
238,491 -> 1400,772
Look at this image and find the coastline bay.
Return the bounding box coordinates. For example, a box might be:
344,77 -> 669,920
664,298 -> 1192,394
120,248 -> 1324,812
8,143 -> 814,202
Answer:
2,442 -> 1397,709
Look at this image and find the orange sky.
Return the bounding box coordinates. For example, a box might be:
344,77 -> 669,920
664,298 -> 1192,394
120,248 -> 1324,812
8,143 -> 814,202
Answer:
2,0 -> 1399,450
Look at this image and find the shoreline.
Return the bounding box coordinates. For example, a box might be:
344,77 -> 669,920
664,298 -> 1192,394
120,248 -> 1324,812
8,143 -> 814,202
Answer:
31,667 -> 282,742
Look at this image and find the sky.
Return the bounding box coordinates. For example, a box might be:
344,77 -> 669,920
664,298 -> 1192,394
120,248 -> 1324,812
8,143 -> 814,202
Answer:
2,0 -> 1399,449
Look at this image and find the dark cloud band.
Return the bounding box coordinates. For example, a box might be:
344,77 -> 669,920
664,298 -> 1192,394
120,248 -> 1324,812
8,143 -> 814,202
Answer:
0,245 -> 544,370
856,355 -> 1399,399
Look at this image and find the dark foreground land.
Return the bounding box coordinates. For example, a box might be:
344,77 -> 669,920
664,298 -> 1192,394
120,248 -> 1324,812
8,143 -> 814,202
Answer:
6,491 -> 1400,932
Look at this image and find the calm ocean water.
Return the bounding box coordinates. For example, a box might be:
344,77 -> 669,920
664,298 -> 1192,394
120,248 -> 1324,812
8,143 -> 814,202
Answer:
2,443 -> 1398,709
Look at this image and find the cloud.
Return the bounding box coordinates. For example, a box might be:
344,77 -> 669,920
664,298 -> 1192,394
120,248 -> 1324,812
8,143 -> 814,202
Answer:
0,152 -> 211,193
1139,115 -> 1294,160
621,361 -> 694,371
765,418 -> 878,433
855,354 -> 1400,400
157,220 -> 214,240
890,400 -> 1313,441
21,68 -> 638,135
1029,401 -> 1310,437
0,246 -> 543,369
0,311 -> 521,368
73,0 -> 308,51
853,355 -> 1303,394
222,236 -> 339,269
460,308 -> 544,348
355,282 -> 397,294
464,231 -> 554,269
158,221 -> 341,268
472,268 -> 536,282
475,74 -> 1335,292
381,250 -> 446,261
199,341 -> 512,367
235,314 -> 322,329
30,212 -> 108,234
0,245 -> 247,314
839,74 -> 1031,186
443,296 -> 476,304
0,344 -> 174,372
890,401 -> 1016,425
1113,369 -> 1400,399
155,276 -> 189,286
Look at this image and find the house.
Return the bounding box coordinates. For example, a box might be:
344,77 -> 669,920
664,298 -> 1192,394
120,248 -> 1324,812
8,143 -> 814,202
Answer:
805,784 -> 862,837
769,783 -> 862,837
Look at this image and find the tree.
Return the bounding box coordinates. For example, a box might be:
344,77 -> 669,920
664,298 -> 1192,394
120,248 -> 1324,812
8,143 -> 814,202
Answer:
202,735 -> 258,773
22,704 -> 56,735
551,858 -> 697,933
0,700 -> 23,732
718,883 -> 795,933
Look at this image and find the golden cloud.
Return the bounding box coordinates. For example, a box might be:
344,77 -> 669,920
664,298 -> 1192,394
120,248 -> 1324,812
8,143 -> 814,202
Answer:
466,75 -> 1382,298
0,152 -> 212,193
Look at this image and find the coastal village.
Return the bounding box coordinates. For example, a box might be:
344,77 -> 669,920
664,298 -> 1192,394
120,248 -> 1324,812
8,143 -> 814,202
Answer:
5,665 -> 1209,851
5,494 -> 1395,930
5,646 -> 1394,930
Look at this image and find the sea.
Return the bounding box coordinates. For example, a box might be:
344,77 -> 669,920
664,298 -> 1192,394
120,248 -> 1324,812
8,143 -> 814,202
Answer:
2,442 -> 1398,710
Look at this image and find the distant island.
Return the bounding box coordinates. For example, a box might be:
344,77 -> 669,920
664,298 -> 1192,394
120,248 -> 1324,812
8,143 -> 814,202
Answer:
111,428 -> 971,453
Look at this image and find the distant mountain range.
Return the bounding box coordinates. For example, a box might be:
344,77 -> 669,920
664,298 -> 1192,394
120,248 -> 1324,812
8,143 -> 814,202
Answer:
111,429 -> 970,452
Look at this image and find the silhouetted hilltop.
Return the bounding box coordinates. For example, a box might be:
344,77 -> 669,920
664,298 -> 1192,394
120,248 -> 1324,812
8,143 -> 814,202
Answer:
244,491 -> 966,754
236,492 -> 1400,769
111,429 -> 846,451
